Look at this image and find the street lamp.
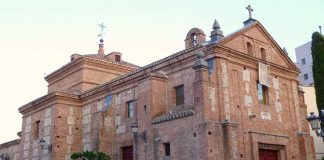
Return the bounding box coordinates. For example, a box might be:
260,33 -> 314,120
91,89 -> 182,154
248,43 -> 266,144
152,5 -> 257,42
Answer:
307,110 -> 324,141
39,138 -> 52,153
131,122 -> 147,144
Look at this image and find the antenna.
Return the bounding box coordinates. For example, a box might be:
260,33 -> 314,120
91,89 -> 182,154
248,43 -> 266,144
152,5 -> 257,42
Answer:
319,26 -> 322,35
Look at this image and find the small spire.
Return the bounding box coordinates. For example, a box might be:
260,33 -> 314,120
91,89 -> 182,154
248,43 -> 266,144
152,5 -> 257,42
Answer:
210,19 -> 224,43
283,47 -> 288,55
192,51 -> 208,69
212,19 -> 220,29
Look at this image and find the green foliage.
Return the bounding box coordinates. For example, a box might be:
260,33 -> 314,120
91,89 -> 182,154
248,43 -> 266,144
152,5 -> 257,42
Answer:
311,32 -> 324,116
71,152 -> 82,160
70,151 -> 111,160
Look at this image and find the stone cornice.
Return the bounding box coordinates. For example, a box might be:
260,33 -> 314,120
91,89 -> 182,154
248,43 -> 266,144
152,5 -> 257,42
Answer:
249,131 -> 289,138
19,91 -> 80,115
45,56 -> 137,82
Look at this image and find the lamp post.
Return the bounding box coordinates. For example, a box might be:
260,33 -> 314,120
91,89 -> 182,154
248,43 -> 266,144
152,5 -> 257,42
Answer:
131,122 -> 147,160
307,110 -> 324,141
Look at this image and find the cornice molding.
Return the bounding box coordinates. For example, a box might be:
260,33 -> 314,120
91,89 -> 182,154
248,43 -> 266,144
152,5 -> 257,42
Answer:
19,91 -> 80,115
216,45 -> 299,79
45,56 -> 137,82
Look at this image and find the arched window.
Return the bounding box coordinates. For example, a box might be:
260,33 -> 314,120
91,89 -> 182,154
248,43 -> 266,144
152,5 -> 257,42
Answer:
191,33 -> 197,45
247,42 -> 253,55
261,48 -> 266,60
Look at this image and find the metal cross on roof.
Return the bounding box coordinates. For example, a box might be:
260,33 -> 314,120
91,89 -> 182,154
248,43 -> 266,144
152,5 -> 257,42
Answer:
98,22 -> 106,40
246,5 -> 254,19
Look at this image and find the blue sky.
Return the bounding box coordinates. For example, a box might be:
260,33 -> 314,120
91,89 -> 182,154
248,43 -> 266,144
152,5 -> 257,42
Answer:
0,0 -> 323,143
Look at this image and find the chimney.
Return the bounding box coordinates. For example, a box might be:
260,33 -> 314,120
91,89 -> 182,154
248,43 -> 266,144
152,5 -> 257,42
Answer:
98,39 -> 104,55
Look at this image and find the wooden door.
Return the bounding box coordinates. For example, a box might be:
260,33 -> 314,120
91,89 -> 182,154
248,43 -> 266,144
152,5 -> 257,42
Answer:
259,149 -> 278,160
122,146 -> 133,160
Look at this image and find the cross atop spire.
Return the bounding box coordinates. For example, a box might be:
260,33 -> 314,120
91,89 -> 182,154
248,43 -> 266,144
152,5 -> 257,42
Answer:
98,22 -> 106,41
212,19 -> 220,29
97,22 -> 106,55
246,5 -> 254,19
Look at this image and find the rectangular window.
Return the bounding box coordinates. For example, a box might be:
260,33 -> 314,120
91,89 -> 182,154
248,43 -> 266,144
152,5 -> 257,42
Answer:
35,120 -> 40,138
163,142 -> 170,156
115,55 -> 121,62
304,73 -> 308,80
257,82 -> 268,105
175,85 -> 184,106
207,58 -> 214,75
301,58 -> 306,65
127,101 -> 135,118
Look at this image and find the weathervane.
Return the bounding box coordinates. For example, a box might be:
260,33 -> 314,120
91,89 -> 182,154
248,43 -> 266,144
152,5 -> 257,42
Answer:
246,5 -> 254,19
98,22 -> 106,42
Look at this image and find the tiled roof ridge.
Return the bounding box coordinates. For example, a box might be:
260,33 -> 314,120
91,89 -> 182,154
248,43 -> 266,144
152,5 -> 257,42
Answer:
82,44 -> 203,96
152,110 -> 194,124
0,139 -> 20,149
45,55 -> 138,80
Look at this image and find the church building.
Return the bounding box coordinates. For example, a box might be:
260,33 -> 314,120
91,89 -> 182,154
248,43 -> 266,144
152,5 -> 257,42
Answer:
2,6 -> 316,160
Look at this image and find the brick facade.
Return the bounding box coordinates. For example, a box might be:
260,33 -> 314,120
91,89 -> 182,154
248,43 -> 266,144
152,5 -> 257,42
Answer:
14,19 -> 316,160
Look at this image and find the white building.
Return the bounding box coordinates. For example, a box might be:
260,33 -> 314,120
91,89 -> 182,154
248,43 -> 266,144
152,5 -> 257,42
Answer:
295,41 -> 314,86
303,86 -> 324,160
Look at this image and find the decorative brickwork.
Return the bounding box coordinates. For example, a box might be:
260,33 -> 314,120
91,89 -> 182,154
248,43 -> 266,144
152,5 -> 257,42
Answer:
7,19 -> 316,160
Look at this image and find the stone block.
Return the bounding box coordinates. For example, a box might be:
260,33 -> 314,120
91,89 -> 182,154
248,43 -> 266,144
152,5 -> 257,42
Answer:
115,115 -> 121,126
43,117 -> 51,127
24,142 -> 30,150
23,151 -> 28,158
26,116 -> 31,125
242,69 -> 250,82
116,125 -> 125,134
43,127 -> 50,136
45,108 -> 51,117
82,114 -> 91,125
32,148 -> 38,156
66,135 -> 73,144
104,116 -> 112,127
208,87 -> 216,112
25,125 -> 31,133
83,106 -> 91,115
25,133 -> 30,142
67,116 -> 74,125
261,112 -> 272,120
82,124 -> 91,134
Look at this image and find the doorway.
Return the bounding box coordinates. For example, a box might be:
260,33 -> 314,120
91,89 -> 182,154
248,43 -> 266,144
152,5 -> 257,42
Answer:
259,149 -> 279,160
122,146 -> 133,160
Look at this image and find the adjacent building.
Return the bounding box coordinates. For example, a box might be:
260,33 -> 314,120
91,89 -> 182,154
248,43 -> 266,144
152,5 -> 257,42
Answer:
295,41 -> 313,86
302,86 -> 324,160
0,11 -> 316,160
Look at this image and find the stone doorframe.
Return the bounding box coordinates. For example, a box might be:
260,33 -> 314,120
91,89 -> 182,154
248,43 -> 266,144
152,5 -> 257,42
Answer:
249,131 -> 290,160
